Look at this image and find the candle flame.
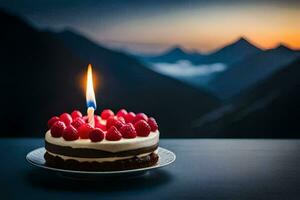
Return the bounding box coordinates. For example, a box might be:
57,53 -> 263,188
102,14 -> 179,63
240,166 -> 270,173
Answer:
86,64 -> 96,109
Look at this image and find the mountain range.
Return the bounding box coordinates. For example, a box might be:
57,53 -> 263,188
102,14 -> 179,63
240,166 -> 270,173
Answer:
0,10 -> 218,137
139,37 -> 300,100
135,28 -> 300,138
141,37 -> 262,66
141,46 -> 202,64
194,57 -> 300,137
208,44 -> 300,99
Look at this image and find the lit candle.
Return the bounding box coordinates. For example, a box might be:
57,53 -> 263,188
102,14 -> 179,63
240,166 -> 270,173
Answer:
86,64 -> 96,127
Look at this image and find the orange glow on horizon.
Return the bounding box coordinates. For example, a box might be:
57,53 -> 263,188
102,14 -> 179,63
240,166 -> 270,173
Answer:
99,4 -> 300,53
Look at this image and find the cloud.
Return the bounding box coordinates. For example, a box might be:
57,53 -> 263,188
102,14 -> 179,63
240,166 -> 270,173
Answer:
151,60 -> 227,77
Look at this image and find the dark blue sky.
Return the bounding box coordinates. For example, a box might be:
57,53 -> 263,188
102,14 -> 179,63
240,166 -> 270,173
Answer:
1,0 -> 299,53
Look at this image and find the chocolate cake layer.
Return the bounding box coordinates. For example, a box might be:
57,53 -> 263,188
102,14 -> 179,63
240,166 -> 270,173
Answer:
45,141 -> 158,158
44,151 -> 159,171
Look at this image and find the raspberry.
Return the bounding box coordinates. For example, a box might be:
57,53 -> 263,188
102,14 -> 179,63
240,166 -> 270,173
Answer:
71,110 -> 82,119
101,109 -> 114,120
120,123 -> 137,139
62,125 -> 79,141
106,126 -> 122,141
82,115 -> 88,123
106,116 -> 115,128
133,113 -> 148,124
71,117 -> 85,129
47,116 -> 60,129
147,117 -> 158,132
95,122 -> 107,131
94,115 -> 101,124
118,116 -> 125,123
134,120 -> 151,137
78,123 -> 93,139
50,121 -> 66,137
116,109 -> 128,118
124,112 -> 136,123
89,128 -> 105,142
106,116 -> 124,130
60,113 -> 72,125
113,120 -> 124,130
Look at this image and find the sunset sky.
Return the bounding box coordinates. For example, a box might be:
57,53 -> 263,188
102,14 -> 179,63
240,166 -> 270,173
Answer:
1,0 -> 299,53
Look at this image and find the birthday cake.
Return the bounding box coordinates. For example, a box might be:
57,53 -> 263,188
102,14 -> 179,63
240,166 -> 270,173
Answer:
44,109 -> 159,171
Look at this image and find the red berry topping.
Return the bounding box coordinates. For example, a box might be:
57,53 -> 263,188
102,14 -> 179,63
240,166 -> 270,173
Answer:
94,115 -> 101,124
115,120 -> 124,130
118,116 -> 126,124
101,109 -> 114,120
120,123 -> 137,139
116,109 -> 128,118
106,116 -> 124,130
60,113 -> 72,125
71,110 -> 82,119
50,121 -> 66,137
71,117 -> 85,129
133,113 -> 148,124
113,120 -> 124,130
147,117 -> 158,132
124,112 -> 136,123
78,123 -> 93,139
48,116 -> 60,129
106,116 -> 115,128
82,115 -> 88,123
89,128 -> 105,142
62,125 -> 79,141
106,126 -> 122,141
134,120 -> 151,137
95,122 -> 107,131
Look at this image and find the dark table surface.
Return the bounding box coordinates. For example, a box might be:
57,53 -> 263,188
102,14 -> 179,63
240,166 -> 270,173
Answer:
1,138 -> 300,199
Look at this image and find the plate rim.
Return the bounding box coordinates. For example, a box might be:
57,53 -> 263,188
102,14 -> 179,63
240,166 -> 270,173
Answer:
26,146 -> 176,174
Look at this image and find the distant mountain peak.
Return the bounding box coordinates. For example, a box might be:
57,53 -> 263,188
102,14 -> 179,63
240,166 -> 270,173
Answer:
208,36 -> 261,59
231,36 -> 257,48
209,37 -> 261,56
167,45 -> 187,54
236,36 -> 249,43
274,43 -> 293,51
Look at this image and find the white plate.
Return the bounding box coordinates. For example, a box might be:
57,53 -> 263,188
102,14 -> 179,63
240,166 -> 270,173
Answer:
26,147 -> 175,179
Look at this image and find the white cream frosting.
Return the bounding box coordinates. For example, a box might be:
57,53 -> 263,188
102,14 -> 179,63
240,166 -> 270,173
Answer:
46,149 -> 158,163
45,130 -> 159,153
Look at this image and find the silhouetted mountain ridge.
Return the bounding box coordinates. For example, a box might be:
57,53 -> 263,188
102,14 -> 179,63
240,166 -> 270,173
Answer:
202,37 -> 262,65
196,58 -> 300,137
274,43 -> 294,51
165,46 -> 188,55
139,37 -> 262,65
140,45 -> 203,64
0,10 -> 87,136
208,43 -> 300,99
